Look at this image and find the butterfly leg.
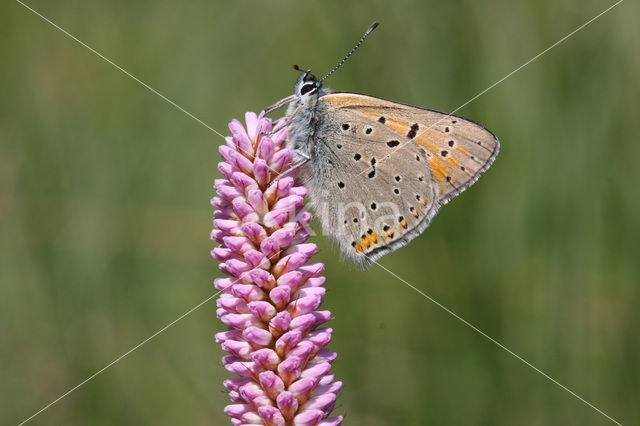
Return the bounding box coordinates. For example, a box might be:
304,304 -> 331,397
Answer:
263,105 -> 306,136
268,152 -> 310,187
261,115 -> 290,135
264,95 -> 296,115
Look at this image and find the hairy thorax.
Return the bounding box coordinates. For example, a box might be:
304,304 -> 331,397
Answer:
285,88 -> 332,160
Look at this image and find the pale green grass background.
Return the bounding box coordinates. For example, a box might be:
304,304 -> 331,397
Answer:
1,1 -> 639,425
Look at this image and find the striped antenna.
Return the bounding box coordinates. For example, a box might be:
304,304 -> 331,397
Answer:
319,21 -> 379,83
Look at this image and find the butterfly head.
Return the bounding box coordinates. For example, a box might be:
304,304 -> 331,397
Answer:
293,66 -> 322,98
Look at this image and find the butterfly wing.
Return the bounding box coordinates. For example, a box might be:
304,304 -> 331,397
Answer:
300,92 -> 499,264
320,93 -> 500,205
301,95 -> 441,264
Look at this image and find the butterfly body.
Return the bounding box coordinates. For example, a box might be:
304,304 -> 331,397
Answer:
282,57 -> 499,265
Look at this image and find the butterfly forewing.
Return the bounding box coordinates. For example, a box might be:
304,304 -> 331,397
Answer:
321,93 -> 500,205
302,96 -> 440,264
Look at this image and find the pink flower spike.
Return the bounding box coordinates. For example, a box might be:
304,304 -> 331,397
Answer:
247,301 -> 277,321
211,112 -> 342,424
244,249 -> 269,269
215,329 -> 243,344
224,358 -> 259,378
293,409 -> 325,426
254,112 -> 272,137
305,276 -> 327,288
214,277 -> 235,291
276,270 -> 304,290
228,119 -> 253,155
272,194 -> 305,211
272,124 -> 287,147
276,391 -> 299,421
242,325 -> 274,347
269,286 -> 292,309
218,161 -> 234,179
224,403 -> 254,419
216,295 -> 246,312
272,253 -> 307,277
258,406 -> 286,426
269,311 -> 292,336
284,243 -> 318,259
224,259 -> 251,278
317,417 -> 345,426
301,392 -> 337,412
275,330 -> 303,357
277,356 -> 303,385
269,148 -> 293,172
287,342 -> 314,363
223,377 -> 252,392
257,136 -> 275,160
263,208 -> 290,229
232,283 -> 265,302
290,185 -> 309,198
230,172 -> 259,193
251,348 -> 281,370
264,176 -> 294,204
213,219 -> 241,236
211,247 -> 235,262
242,222 -> 267,244
218,145 -> 237,164
300,362 -> 332,381
259,371 -> 285,399
306,328 -> 333,349
239,382 -> 271,407
289,295 -> 323,317
244,112 -> 259,140
253,157 -> 271,187
224,136 -> 235,150
220,312 -> 262,329
216,184 -> 244,203
247,189 -> 269,216
313,381 -> 343,398
231,200 -> 256,220
307,349 -> 337,366
210,229 -> 225,244
223,236 -> 254,254
270,227 -> 296,248
249,268 -> 276,290
288,377 -> 318,401
221,340 -> 253,360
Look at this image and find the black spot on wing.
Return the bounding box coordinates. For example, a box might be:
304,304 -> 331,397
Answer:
407,123 -> 419,139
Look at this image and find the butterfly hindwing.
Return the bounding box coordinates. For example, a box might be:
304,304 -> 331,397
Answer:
299,95 -> 440,264
320,93 -> 500,205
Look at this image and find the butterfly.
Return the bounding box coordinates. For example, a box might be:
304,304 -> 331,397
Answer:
266,22 -> 499,265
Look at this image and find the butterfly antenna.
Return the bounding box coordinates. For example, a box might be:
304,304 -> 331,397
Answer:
292,64 -> 312,77
319,21 -> 379,83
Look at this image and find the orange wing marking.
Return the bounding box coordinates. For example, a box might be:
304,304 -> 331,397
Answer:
446,156 -> 460,169
428,156 -> 450,182
357,230 -> 381,252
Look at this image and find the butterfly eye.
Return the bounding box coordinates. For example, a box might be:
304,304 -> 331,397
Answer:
300,83 -> 316,95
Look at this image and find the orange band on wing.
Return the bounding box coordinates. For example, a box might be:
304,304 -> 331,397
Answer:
358,231 -> 380,251
382,117 -> 410,135
446,155 -> 460,169
456,146 -> 470,156
415,136 -> 438,154
428,156 -> 450,182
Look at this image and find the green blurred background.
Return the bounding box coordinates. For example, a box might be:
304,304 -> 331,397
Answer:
1,0 -> 638,424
